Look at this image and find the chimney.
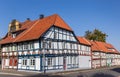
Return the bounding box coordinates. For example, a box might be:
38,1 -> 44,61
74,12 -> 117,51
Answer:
27,18 -> 30,21
39,14 -> 44,19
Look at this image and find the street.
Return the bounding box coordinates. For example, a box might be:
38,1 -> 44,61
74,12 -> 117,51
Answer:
0,72 -> 24,77
1,67 -> 120,77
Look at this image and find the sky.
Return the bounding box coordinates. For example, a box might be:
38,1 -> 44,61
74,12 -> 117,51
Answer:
0,0 -> 120,50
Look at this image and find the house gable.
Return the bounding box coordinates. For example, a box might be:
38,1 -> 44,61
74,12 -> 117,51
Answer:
42,26 -> 77,42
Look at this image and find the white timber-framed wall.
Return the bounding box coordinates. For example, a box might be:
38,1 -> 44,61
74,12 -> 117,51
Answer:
2,44 -> 18,69
17,26 -> 80,71
91,51 -> 102,68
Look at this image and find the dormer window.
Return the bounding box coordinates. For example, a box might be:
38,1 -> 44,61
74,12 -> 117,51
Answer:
12,33 -> 16,38
10,26 -> 16,32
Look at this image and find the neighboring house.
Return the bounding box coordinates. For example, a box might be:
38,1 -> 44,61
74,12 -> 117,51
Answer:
0,14 -> 83,71
103,43 -> 120,66
90,41 -> 120,68
90,41 -> 106,68
77,36 -> 91,69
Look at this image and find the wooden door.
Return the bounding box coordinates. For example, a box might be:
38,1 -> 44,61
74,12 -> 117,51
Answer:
63,56 -> 66,70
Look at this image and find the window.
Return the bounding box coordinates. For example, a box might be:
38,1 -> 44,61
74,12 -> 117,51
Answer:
70,56 -> 72,64
4,47 -> 7,52
23,43 -> 28,50
42,41 -> 48,49
30,58 -> 35,66
10,26 -> 16,32
59,29 -> 62,33
30,42 -> 34,49
70,43 -> 72,49
12,34 -> 16,38
67,35 -> 69,40
18,44 -> 23,50
55,27 -> 58,32
64,43 -> 67,49
49,41 -> 52,49
48,58 -> 52,66
63,34 -> 66,40
22,59 -> 27,66
6,46 -> 8,51
59,33 -> 62,40
62,42 -> 65,49
9,46 -> 12,51
74,44 -> 77,49
73,56 -> 77,64
58,42 -> 62,49
72,44 -> 75,49
54,42 -> 57,49
13,45 -> 17,51
54,32 -> 57,39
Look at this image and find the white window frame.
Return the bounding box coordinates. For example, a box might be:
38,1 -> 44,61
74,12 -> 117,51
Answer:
23,43 -> 28,50
22,59 -> 27,66
29,42 -> 34,50
30,58 -> 35,66
47,57 -> 52,66
18,44 -> 23,50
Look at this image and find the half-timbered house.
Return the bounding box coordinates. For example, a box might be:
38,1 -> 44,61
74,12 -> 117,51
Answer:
77,36 -> 91,69
0,14 -> 81,71
90,41 -> 120,68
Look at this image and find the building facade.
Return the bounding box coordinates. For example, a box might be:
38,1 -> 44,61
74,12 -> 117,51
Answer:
0,14 -> 92,72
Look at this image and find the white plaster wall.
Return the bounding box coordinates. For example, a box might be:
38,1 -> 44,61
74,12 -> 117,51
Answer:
79,56 -> 91,69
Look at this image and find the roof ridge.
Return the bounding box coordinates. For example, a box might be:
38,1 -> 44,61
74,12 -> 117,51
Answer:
13,20 -> 40,42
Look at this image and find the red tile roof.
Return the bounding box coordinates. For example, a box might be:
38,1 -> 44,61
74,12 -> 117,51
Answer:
90,41 -> 119,54
0,14 -> 73,44
103,42 -> 119,54
90,41 -> 101,52
77,36 -> 91,46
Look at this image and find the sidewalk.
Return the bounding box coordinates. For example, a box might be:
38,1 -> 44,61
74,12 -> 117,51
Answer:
0,65 -> 120,76
0,67 -> 41,76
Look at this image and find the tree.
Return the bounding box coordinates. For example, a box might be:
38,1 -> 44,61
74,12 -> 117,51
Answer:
84,29 -> 108,42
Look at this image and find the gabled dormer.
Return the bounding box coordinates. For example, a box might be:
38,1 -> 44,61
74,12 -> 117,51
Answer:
8,19 -> 21,38
8,19 -> 21,33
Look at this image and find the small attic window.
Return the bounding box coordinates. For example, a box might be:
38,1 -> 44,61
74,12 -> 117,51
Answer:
108,48 -> 115,51
12,33 -> 16,38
